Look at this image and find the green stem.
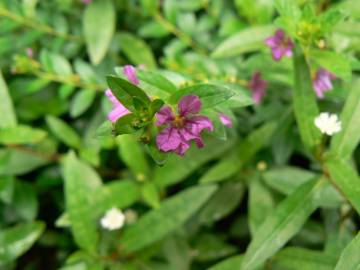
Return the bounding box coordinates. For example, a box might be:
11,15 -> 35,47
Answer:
32,70 -> 107,91
154,12 -> 207,55
0,7 -> 82,42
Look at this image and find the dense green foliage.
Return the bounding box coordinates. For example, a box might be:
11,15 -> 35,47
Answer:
0,0 -> 360,269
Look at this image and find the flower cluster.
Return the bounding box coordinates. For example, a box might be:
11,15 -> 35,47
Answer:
265,29 -> 337,98
105,65 -> 233,156
315,112 -> 341,136
100,207 -> 125,231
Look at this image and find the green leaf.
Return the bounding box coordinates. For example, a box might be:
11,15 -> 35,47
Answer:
107,76 -> 150,112
137,70 -> 177,97
118,32 -> 156,68
335,232 -> 360,270
140,0 -> 158,16
0,148 -> 50,176
241,179 -> 324,270
62,152 -> 101,253
114,114 -> 138,135
274,0 -> 301,35
95,121 -> 113,138
0,71 -> 17,128
168,84 -> 235,109
83,0 -> 115,64
0,125 -> 47,145
141,181 -> 160,208
208,255 -> 244,270
154,137 -> 235,188
13,180 -> 38,221
70,89 -> 96,118
0,176 -> 14,204
248,176 -> 274,235
331,79 -> 360,160
326,158 -> 360,214
116,135 -> 150,181
198,182 -> 244,224
149,99 -> 165,117
292,46 -> 321,151
212,25 -> 276,58
200,122 -> 276,184
263,166 -> 317,195
0,222 -> 45,264
193,233 -> 237,262
93,180 -> 140,218
311,50 -> 351,81
120,185 -> 217,253
199,154 -> 241,184
46,116 -> 81,149
272,247 -> 337,270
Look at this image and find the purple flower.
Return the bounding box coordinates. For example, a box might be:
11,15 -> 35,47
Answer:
82,0 -> 92,4
105,89 -> 130,122
219,113 -> 232,128
265,29 -> 295,61
248,72 -> 268,104
312,68 -> 336,99
123,65 -> 140,85
155,95 -> 214,156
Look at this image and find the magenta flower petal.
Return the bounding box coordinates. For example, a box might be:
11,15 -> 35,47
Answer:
156,127 -> 183,152
188,116 -> 214,133
219,113 -> 232,128
108,105 -> 130,122
105,89 -> 120,106
178,95 -> 202,116
265,29 -> 294,61
312,69 -> 336,99
155,106 -> 175,126
174,142 -> 190,156
123,65 -> 140,85
105,89 -> 130,122
248,72 -> 268,104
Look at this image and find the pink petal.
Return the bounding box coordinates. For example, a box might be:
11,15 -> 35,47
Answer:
155,106 -> 175,126
219,113 -> 232,128
174,142 -> 190,156
123,65 -> 139,85
105,89 -> 121,106
178,95 -> 202,116
105,89 -> 130,122
272,47 -> 284,61
265,36 -> 277,47
252,89 -> 265,104
274,29 -> 285,40
156,127 -> 182,152
108,105 -> 130,122
188,116 -> 214,134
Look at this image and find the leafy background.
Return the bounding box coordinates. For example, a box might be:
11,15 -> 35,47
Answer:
0,0 -> 360,269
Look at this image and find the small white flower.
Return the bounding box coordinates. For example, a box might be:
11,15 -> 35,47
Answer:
314,112 -> 342,136
100,207 -> 125,231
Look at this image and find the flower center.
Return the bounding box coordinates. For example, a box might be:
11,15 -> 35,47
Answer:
172,115 -> 185,128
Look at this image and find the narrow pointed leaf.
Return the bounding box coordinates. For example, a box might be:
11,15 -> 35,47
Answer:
242,179 -> 324,270
326,158 -> 360,214
120,185 -> 217,253
335,232 -> 360,270
292,46 -> 321,151
331,79 -> 360,160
